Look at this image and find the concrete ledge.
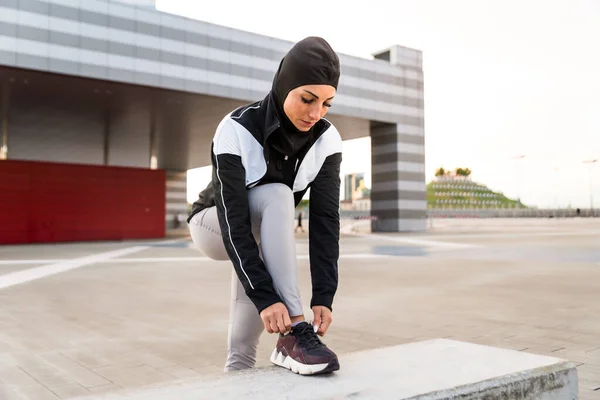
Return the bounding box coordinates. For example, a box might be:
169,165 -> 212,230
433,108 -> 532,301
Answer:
76,339 -> 578,400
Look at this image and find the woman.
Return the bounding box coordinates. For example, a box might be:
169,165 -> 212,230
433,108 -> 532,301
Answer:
187,36 -> 342,376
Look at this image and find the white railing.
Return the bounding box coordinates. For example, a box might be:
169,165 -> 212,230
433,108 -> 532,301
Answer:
339,208 -> 599,219
426,208 -> 598,218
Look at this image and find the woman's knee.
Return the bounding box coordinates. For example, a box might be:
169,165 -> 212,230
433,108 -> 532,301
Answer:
188,208 -> 229,261
198,241 -> 229,261
267,183 -> 294,198
251,183 -> 295,216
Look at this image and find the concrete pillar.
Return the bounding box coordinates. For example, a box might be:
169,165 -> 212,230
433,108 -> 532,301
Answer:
370,121 -> 426,232
156,96 -> 190,172
0,82 -> 9,160
105,97 -> 153,168
370,45 -> 426,232
165,170 -> 187,230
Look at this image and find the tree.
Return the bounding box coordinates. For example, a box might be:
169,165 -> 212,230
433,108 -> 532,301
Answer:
455,168 -> 472,177
435,167 -> 446,177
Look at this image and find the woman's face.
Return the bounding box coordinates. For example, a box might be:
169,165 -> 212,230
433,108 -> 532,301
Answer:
283,84 -> 336,132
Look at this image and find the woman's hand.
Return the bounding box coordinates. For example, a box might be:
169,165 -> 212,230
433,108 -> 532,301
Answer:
311,306 -> 332,336
260,302 -> 292,334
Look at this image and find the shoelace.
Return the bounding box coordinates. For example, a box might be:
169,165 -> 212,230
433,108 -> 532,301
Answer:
293,324 -> 324,350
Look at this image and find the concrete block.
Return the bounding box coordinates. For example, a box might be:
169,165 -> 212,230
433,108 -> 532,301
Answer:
74,339 -> 579,400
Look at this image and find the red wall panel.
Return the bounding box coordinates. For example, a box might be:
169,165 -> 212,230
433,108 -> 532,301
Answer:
0,160 -> 166,244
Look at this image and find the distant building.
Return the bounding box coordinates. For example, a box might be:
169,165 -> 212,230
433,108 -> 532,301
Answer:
344,173 -> 367,201
341,173 -> 371,211
429,173 -> 522,209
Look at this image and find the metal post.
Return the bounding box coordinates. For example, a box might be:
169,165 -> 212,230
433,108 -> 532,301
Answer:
554,167 -> 559,215
0,82 -> 9,160
591,173 -> 594,214
149,95 -> 157,169
584,159 -> 597,215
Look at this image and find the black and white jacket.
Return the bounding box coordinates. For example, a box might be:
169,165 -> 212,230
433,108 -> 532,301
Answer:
189,92 -> 342,314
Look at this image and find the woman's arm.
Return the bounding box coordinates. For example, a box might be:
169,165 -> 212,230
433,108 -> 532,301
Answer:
212,118 -> 283,314
308,152 -> 342,312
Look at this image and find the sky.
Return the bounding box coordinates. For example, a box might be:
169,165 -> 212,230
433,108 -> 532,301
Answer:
155,0 -> 600,209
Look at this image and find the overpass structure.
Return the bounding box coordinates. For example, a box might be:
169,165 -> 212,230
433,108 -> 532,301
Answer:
0,0 -> 426,243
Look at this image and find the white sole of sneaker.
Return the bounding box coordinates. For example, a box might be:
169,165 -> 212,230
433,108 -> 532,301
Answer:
269,348 -> 329,376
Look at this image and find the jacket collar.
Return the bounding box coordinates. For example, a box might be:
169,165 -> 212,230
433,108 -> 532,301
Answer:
261,92 -> 281,142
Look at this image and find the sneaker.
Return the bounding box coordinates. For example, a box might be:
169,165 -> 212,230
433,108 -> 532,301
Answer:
269,321 -> 340,375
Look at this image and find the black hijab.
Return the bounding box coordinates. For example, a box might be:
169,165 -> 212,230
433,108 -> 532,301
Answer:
270,36 -> 341,134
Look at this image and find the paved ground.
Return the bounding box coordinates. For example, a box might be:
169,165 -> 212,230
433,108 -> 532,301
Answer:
0,218 -> 599,399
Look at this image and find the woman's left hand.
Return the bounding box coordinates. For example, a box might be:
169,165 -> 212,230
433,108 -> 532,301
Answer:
311,306 -> 332,336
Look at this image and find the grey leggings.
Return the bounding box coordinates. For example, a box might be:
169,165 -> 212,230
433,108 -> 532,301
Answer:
188,183 -> 303,371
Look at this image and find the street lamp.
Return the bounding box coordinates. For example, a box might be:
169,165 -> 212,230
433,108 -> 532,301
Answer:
512,155 -> 526,208
583,159 -> 597,215
553,167 -> 560,210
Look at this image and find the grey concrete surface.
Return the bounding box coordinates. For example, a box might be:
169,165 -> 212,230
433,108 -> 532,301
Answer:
0,218 -> 599,399
71,339 -> 578,400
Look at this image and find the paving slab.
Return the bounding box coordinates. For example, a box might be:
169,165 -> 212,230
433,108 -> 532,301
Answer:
72,339 -> 578,400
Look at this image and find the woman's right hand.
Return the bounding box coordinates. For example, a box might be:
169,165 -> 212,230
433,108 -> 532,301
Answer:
260,302 -> 292,334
